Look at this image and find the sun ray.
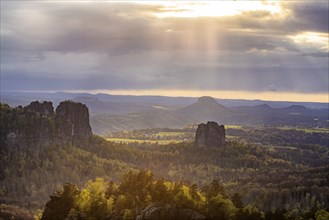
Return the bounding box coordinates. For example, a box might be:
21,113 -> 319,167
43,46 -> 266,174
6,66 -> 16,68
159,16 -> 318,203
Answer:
138,1 -> 283,18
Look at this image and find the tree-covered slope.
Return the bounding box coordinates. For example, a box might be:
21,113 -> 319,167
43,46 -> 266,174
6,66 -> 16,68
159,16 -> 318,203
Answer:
1,101 -> 328,220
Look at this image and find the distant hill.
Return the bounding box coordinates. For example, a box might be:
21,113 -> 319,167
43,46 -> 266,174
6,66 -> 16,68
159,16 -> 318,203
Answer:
91,96 -> 329,134
179,96 -> 231,121
72,96 -> 152,115
1,92 -> 328,134
91,109 -> 193,134
2,91 -> 328,111
91,96 -> 233,134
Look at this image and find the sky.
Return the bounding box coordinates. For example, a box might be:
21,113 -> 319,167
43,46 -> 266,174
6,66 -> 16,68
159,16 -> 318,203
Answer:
1,0 -> 328,102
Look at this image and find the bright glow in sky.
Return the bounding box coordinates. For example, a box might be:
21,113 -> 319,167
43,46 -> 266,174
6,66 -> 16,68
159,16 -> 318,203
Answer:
1,1 -> 328,103
150,1 -> 282,18
290,32 -> 329,51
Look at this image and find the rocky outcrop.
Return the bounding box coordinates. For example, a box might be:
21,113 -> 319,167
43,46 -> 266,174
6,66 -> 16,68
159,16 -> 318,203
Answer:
1,100 -> 92,149
24,101 -> 54,116
136,202 -> 206,220
194,121 -> 225,147
41,184 -> 80,220
55,101 -> 92,141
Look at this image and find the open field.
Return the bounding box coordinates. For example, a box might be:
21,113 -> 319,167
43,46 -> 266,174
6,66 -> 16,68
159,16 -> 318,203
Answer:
105,138 -> 183,144
156,131 -> 189,137
277,126 -> 329,133
105,124 -> 328,147
226,135 -> 239,139
225,125 -> 243,129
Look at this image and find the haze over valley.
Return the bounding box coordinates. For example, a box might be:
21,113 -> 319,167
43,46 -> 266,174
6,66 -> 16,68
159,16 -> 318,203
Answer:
2,91 -> 328,135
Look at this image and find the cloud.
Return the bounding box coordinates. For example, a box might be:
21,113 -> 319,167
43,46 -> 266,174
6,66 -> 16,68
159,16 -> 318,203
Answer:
3,2 -> 327,54
1,1 -> 328,94
285,1 -> 329,33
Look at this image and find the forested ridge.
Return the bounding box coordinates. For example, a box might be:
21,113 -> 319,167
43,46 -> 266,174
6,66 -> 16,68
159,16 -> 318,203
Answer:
38,170 -> 329,220
1,102 -> 329,219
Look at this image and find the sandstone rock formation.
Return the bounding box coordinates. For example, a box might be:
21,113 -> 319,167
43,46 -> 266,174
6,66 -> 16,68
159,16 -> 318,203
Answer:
194,121 -> 225,147
55,101 -> 92,141
41,183 -> 80,220
24,101 -> 54,116
136,202 -> 206,220
1,100 -> 92,149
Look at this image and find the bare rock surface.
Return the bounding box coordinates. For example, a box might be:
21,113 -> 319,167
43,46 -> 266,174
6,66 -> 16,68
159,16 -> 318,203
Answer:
195,121 -> 225,147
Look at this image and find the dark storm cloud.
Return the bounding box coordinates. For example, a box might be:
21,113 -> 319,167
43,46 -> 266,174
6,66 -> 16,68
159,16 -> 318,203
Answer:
285,1 -> 329,33
226,2 -> 329,34
1,1 -> 328,93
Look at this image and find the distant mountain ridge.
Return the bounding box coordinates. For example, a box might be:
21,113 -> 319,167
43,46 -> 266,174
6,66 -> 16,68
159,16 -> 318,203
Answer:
91,96 -> 328,134
1,92 -> 328,135
2,91 -> 328,110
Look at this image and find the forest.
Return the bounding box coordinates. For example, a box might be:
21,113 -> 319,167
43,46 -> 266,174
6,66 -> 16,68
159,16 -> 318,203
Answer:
38,170 -> 329,220
1,135 -> 329,219
0,102 -> 329,219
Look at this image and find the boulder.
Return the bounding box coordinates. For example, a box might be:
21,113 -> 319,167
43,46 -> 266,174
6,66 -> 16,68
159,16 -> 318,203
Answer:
195,121 -> 225,147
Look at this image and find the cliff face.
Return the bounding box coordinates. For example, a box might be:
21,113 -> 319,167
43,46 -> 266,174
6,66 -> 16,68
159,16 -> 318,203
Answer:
194,121 -> 225,147
0,101 -> 92,149
55,101 -> 92,142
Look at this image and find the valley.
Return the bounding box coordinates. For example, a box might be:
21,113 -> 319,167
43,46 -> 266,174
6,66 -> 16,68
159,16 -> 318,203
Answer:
2,91 -> 328,135
0,96 -> 328,219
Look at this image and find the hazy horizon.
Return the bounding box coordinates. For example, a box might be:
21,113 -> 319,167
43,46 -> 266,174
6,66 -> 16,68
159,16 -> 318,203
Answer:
3,89 -> 329,104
